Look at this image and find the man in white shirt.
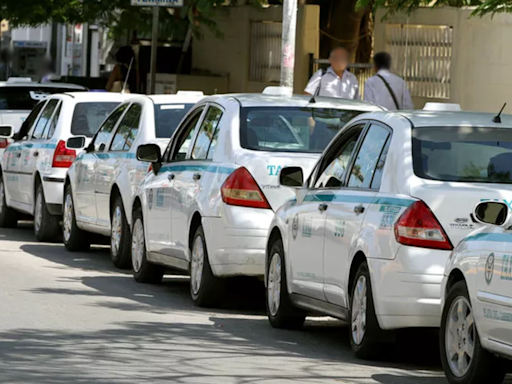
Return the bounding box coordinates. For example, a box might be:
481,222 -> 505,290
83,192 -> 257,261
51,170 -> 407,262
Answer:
305,47 -> 360,100
364,52 -> 414,110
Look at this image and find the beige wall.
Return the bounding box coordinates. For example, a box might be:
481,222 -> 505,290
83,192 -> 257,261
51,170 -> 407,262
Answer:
375,7 -> 512,113
192,5 -> 320,94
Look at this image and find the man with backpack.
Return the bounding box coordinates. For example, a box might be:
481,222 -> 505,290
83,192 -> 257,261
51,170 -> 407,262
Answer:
364,52 -> 414,110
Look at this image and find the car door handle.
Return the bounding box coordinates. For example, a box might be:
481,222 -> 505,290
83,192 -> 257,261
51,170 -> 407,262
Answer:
354,204 -> 365,214
15,153 -> 21,158
193,173 -> 201,181
33,151 -> 39,157
318,203 -> 328,212
167,173 -> 175,181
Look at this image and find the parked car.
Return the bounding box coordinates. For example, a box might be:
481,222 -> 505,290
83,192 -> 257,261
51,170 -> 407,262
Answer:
0,78 -> 86,156
264,110 -> 512,359
0,92 -> 127,241
440,200 -> 512,384
132,93 -> 382,306
63,92 -> 203,268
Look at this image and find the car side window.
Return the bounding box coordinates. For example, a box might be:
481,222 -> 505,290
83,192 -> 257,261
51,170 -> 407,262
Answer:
170,107 -> 205,162
110,104 -> 142,151
347,124 -> 391,189
31,99 -> 59,140
45,101 -> 62,139
17,101 -> 45,141
91,104 -> 128,152
191,106 -> 223,160
314,124 -> 365,189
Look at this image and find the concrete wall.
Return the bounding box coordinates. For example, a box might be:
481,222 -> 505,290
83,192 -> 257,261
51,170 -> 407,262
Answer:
192,5 -> 320,94
375,7 -> 512,113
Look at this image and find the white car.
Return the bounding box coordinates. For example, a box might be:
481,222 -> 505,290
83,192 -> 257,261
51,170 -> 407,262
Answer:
63,93 -> 203,268
0,92 -> 126,241
441,200 -> 512,384
0,79 -> 86,155
264,110 -> 512,359
131,93 -> 381,307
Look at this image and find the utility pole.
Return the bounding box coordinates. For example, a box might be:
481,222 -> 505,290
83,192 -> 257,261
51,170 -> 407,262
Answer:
150,6 -> 159,94
280,0 -> 298,90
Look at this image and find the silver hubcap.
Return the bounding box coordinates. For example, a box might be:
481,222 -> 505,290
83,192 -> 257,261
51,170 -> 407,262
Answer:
131,218 -> 145,273
63,194 -> 73,242
190,236 -> 204,295
267,253 -> 282,317
111,206 -> 122,256
445,296 -> 475,377
351,275 -> 367,346
34,190 -> 43,233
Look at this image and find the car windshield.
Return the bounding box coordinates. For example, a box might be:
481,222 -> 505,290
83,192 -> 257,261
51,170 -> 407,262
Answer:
413,126 -> 512,183
154,103 -> 194,138
240,107 -> 363,153
0,86 -> 83,110
71,102 -> 120,137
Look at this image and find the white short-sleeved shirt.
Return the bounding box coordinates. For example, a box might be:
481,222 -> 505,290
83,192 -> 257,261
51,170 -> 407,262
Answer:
304,67 -> 360,100
364,69 -> 414,110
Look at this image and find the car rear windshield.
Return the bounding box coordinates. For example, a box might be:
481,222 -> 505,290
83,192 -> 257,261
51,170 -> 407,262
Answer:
413,127 -> 512,183
71,102 -> 120,137
154,103 -> 194,138
240,107 -> 363,153
0,86 -> 83,110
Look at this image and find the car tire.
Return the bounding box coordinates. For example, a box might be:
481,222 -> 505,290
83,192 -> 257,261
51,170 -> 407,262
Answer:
190,225 -> 225,307
63,185 -> 90,252
266,237 -> 306,330
131,206 -> 164,284
440,280 -> 506,384
110,195 -> 132,269
349,261 -> 383,360
0,176 -> 18,228
34,183 -> 60,242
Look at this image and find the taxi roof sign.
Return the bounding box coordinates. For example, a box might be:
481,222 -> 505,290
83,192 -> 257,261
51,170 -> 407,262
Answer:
423,102 -> 462,112
131,0 -> 184,6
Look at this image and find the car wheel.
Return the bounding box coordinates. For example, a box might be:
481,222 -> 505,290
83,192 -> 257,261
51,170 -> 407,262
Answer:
34,183 -> 60,242
63,185 -> 90,252
266,237 -> 306,329
132,206 -> 164,284
440,280 -> 506,384
0,177 -> 17,228
349,261 -> 383,359
190,225 -> 225,307
110,196 -> 132,269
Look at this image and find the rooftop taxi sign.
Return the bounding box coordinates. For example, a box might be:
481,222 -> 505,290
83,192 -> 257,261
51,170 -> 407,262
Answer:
131,0 -> 184,6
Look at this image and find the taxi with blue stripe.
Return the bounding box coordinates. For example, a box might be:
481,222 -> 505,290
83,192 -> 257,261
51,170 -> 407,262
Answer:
0,91 -> 124,241
440,200 -> 512,384
132,90 -> 381,307
265,109 -> 512,359
62,92 -> 203,269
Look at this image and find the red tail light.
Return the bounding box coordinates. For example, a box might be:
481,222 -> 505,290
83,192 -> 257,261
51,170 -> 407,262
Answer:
148,164 -> 153,173
52,140 -> 76,168
0,139 -> 8,149
221,167 -> 270,209
394,200 -> 453,250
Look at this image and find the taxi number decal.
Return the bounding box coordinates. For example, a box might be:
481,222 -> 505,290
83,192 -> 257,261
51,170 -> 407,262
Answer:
501,254 -> 512,281
379,205 -> 401,229
302,217 -> 312,238
334,220 -> 345,238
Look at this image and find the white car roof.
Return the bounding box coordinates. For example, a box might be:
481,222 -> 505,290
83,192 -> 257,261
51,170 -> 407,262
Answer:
201,94 -> 384,111
60,92 -> 134,102
0,81 -> 86,90
361,110 -> 512,128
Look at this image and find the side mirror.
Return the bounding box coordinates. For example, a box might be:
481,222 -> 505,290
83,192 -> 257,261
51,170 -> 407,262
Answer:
279,166 -> 304,188
0,125 -> 14,139
474,201 -> 511,227
66,136 -> 86,150
137,144 -> 162,174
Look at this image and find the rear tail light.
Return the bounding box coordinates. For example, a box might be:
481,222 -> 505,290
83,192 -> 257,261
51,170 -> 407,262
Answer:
394,200 -> 453,250
148,164 -> 153,173
221,167 -> 270,209
52,140 -> 76,168
0,139 -> 8,149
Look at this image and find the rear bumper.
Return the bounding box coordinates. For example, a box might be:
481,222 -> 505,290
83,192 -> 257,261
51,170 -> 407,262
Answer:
41,169 -> 66,209
368,246 -> 450,330
202,205 -> 274,278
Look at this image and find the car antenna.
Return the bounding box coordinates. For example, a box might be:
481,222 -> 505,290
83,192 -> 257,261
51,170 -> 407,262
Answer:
493,103 -> 506,123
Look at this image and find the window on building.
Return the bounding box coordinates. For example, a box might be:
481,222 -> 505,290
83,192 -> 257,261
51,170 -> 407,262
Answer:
249,21 -> 282,83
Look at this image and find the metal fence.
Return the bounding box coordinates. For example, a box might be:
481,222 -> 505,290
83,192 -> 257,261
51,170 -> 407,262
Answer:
250,21 -> 282,83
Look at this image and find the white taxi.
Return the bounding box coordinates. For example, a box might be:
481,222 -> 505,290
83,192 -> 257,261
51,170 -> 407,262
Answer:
265,110 -> 512,359
440,200 -> 512,384
0,92 -> 124,241
132,93 -> 381,306
63,93 -> 202,269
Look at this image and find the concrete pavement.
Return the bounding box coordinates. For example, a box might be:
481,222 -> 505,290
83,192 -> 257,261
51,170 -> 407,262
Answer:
0,223 -> 460,383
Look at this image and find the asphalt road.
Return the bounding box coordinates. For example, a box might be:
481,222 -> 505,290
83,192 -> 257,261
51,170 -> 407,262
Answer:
0,223 -> 506,384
